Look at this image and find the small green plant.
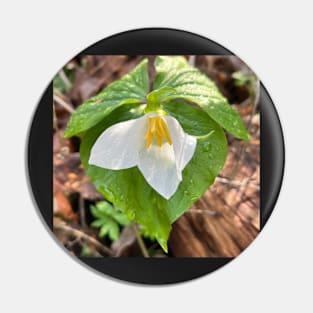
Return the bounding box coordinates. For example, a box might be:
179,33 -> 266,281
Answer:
90,201 -> 130,241
64,56 -> 249,252
53,68 -> 74,94
232,71 -> 257,97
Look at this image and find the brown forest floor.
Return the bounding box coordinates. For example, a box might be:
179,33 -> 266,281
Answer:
53,55 -> 259,257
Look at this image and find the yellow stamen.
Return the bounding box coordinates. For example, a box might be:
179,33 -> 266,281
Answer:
145,116 -> 173,149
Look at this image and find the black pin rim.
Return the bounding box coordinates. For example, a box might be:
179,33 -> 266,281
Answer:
26,28 -> 285,285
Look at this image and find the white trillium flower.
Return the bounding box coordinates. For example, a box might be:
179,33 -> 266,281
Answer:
89,112 -> 197,199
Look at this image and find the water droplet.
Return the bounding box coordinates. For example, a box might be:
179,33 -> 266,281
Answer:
116,187 -> 121,193
103,188 -> 113,199
128,211 -> 136,219
203,142 -> 211,152
191,195 -> 199,201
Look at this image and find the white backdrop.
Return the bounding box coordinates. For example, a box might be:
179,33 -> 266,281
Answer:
0,1 -> 312,312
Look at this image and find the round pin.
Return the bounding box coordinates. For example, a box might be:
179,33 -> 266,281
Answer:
27,28 -> 284,284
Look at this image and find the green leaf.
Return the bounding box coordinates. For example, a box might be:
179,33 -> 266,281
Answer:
64,59 -> 149,138
80,101 -> 227,252
99,224 -> 110,238
154,56 -> 250,140
53,75 -> 68,94
91,219 -> 105,228
95,201 -> 130,226
90,206 -> 106,219
95,201 -> 115,215
99,220 -> 120,241
90,200 -> 131,240
112,212 -> 131,226
53,69 -> 74,94
145,86 -> 176,112
108,222 -> 119,241
163,102 -> 227,222
232,71 -> 249,87
154,55 -> 188,73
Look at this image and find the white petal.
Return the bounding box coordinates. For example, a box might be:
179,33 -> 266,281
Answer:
138,143 -> 181,200
178,134 -> 197,170
89,116 -> 146,170
165,116 -> 197,173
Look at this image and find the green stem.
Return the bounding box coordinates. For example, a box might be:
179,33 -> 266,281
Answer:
145,86 -> 176,113
131,223 -> 149,257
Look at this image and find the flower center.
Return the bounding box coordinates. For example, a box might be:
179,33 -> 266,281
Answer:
145,116 -> 173,149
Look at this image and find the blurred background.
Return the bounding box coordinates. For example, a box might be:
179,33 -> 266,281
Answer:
53,55 -> 260,257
